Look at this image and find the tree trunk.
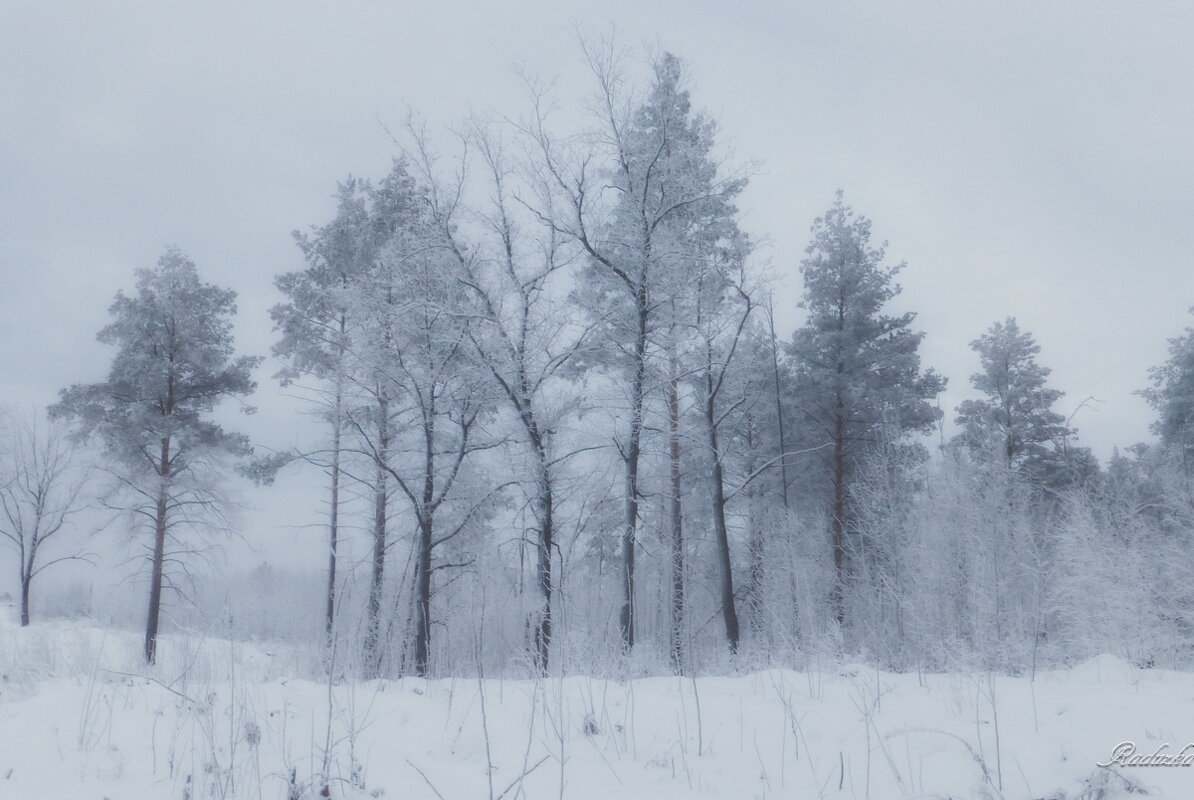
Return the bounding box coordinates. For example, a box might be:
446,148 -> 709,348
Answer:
767,297 -> 791,509
620,288 -> 648,653
830,408 -> 847,628
364,398 -> 389,677
326,317 -> 347,647
768,298 -> 801,646
145,435 -> 170,665
705,375 -> 740,653
413,405 -> 437,678
744,413 -> 765,641
19,574 -> 30,627
532,463 -> 554,673
667,368 -> 685,674
748,503 -> 764,639
413,515 -> 433,677
325,387 -> 342,646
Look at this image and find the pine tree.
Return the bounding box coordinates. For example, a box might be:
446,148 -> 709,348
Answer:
955,318 -> 1071,465
272,178 -> 374,644
1142,309 -> 1194,468
955,317 -> 1096,492
785,194 -> 944,627
51,248 -> 258,664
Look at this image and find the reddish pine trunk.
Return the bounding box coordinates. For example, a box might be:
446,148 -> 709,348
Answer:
145,436 -> 170,665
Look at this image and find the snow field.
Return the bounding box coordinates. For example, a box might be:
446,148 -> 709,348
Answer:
1,619 -> 1188,799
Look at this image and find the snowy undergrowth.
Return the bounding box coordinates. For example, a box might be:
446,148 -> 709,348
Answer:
0,618 -> 1186,799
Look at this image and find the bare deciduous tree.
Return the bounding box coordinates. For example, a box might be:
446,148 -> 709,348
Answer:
519,42 -> 748,654
0,412 -> 96,626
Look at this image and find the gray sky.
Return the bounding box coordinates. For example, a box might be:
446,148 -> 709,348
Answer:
3,1 -> 1193,574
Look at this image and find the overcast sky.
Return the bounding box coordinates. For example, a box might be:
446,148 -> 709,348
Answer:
4,1 -> 1194,573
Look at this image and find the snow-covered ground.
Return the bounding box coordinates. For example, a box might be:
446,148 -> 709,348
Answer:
1,617 -> 1190,799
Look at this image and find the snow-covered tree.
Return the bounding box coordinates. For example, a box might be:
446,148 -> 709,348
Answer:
419,122 -> 591,673
785,194 -> 945,627
1142,308 -> 1194,469
0,411 -> 96,626
523,44 -> 748,653
954,318 -> 1084,488
685,232 -> 755,654
51,249 -> 258,663
338,159 -> 500,677
272,178 -> 375,643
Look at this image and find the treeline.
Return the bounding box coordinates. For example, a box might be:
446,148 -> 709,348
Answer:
11,44 -> 1194,676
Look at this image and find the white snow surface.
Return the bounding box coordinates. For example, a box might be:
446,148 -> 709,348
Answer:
1,617 -> 1191,799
